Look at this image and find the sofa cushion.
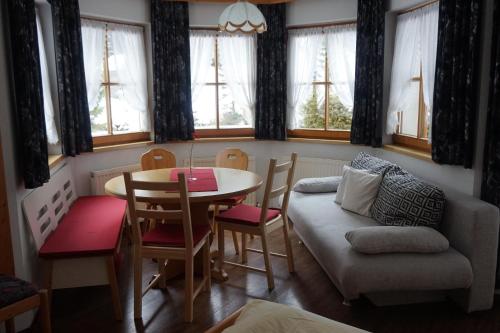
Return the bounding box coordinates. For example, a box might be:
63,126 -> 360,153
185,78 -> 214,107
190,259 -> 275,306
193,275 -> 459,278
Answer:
351,152 -> 404,175
287,191 -> 473,300
223,300 -> 368,333
0,275 -> 38,307
341,171 -> 382,217
345,226 -> 449,254
335,166 -> 368,204
371,173 -> 446,229
293,176 -> 342,193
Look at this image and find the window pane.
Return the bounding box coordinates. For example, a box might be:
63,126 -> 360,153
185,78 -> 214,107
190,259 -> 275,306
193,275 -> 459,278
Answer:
400,81 -> 420,137
219,84 -> 252,128
297,85 -> 325,129
327,93 -> 352,130
90,85 -> 108,136
313,41 -> 327,83
110,85 -> 144,133
192,85 -> 217,128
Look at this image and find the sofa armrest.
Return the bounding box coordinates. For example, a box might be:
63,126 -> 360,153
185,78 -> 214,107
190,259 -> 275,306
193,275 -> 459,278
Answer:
440,189 -> 500,312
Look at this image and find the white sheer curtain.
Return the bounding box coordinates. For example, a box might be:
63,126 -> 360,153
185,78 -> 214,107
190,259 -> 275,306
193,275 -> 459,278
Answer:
190,30 -> 216,107
387,3 -> 439,135
218,33 -> 257,125
326,24 -> 357,111
287,28 -> 324,129
36,12 -> 59,144
81,19 -> 106,113
420,3 -> 439,140
108,23 -> 150,131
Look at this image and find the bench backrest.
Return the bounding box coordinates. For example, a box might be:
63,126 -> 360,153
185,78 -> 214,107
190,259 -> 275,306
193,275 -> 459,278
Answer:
22,163 -> 77,250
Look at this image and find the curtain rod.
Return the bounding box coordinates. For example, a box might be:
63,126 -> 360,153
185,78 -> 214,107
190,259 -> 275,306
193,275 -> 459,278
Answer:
397,0 -> 439,15
287,20 -> 356,31
162,0 -> 292,3
80,15 -> 145,28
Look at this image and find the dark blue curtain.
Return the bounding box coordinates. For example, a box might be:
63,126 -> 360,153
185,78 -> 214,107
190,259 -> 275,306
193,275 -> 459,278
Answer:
254,4 -> 287,141
482,0 -> 500,209
431,0 -> 482,168
350,0 -> 385,147
151,0 -> 194,143
6,0 -> 49,189
49,0 -> 93,156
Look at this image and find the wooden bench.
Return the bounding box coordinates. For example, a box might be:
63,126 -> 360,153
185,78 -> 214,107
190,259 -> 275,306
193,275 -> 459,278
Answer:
22,163 -> 126,321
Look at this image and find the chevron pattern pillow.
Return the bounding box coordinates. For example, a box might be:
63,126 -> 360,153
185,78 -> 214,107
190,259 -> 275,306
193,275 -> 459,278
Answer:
371,173 -> 446,229
351,152 -> 405,175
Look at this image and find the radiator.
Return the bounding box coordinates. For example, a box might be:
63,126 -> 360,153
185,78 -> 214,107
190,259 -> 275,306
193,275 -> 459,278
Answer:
90,164 -> 141,195
280,156 -> 350,185
182,156 -> 257,206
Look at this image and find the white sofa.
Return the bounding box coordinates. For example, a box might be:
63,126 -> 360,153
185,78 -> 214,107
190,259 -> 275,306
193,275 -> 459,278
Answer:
288,182 -> 500,312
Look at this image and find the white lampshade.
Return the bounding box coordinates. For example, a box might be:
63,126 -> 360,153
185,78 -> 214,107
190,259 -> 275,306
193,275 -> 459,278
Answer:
218,1 -> 267,34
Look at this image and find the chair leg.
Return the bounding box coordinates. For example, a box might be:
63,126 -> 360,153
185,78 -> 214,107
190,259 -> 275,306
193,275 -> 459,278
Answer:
133,247 -> 143,319
231,231 -> 240,255
5,318 -> 15,333
203,240 -> 211,292
39,290 -> 52,333
184,257 -> 194,323
217,223 -> 225,273
43,260 -> 53,304
260,227 -> 275,290
241,233 -> 248,264
158,259 -> 167,289
106,256 -> 123,321
282,215 -> 295,273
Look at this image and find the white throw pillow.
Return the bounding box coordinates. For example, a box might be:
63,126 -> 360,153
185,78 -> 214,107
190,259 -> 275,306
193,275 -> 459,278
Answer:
293,176 -> 342,193
335,166 -> 368,204
341,170 -> 382,216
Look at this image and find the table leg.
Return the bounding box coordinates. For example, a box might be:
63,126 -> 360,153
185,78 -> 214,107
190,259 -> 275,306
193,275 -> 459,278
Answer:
161,202 -> 228,282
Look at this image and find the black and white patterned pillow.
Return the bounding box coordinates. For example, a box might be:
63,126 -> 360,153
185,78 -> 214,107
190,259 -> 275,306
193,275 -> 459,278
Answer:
371,173 -> 446,229
351,152 -> 405,175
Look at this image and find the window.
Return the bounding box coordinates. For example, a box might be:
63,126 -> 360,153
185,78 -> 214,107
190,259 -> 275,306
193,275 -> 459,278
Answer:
81,19 -> 150,146
36,10 -> 59,145
190,30 -> 256,137
287,25 -> 356,140
387,3 -> 439,151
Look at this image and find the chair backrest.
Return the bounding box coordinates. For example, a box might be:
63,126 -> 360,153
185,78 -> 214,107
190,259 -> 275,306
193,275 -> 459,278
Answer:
22,163 -> 77,250
215,148 -> 249,171
123,171 -> 194,249
141,148 -> 176,171
259,153 -> 298,223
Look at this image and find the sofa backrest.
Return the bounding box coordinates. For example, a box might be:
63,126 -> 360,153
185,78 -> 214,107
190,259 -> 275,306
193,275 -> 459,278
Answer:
22,163 -> 77,250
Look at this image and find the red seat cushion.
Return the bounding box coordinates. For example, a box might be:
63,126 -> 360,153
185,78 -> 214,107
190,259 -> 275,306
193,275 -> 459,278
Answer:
142,224 -> 211,247
214,195 -> 246,206
39,196 -> 127,258
216,204 -> 281,226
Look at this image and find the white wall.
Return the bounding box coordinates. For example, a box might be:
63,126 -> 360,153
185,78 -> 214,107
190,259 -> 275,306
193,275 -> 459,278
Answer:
287,0 -> 357,25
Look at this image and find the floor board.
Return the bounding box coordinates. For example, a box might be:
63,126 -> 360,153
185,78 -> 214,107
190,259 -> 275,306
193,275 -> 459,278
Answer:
30,228 -> 500,333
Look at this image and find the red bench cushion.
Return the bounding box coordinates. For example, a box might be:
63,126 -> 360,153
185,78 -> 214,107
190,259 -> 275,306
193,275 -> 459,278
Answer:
39,196 -> 127,258
143,224 -> 211,247
216,204 -> 281,226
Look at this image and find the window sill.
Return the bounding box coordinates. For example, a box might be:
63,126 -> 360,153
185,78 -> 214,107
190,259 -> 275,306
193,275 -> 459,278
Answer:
48,154 -> 64,169
287,137 -> 350,145
93,140 -> 154,153
383,144 -> 432,162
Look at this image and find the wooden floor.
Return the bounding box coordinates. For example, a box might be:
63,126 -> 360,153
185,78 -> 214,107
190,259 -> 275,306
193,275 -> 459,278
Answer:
36,228 -> 500,333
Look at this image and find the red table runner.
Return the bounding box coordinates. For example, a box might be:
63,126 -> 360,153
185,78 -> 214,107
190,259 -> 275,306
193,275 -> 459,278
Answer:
169,168 -> 218,192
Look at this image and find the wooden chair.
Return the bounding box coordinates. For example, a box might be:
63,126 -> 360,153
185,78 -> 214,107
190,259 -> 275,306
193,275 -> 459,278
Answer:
0,275 -> 51,333
215,153 -> 298,290
213,148 -> 249,255
124,171 -> 211,322
141,148 -> 176,171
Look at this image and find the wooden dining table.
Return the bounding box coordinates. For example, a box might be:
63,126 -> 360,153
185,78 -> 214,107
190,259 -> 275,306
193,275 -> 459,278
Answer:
104,167 -> 263,281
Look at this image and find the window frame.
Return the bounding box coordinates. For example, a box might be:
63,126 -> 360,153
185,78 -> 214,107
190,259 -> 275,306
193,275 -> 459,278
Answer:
393,68 -> 431,153
287,21 -> 355,141
82,17 -> 151,147
391,3 -> 437,154
190,28 -> 255,138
